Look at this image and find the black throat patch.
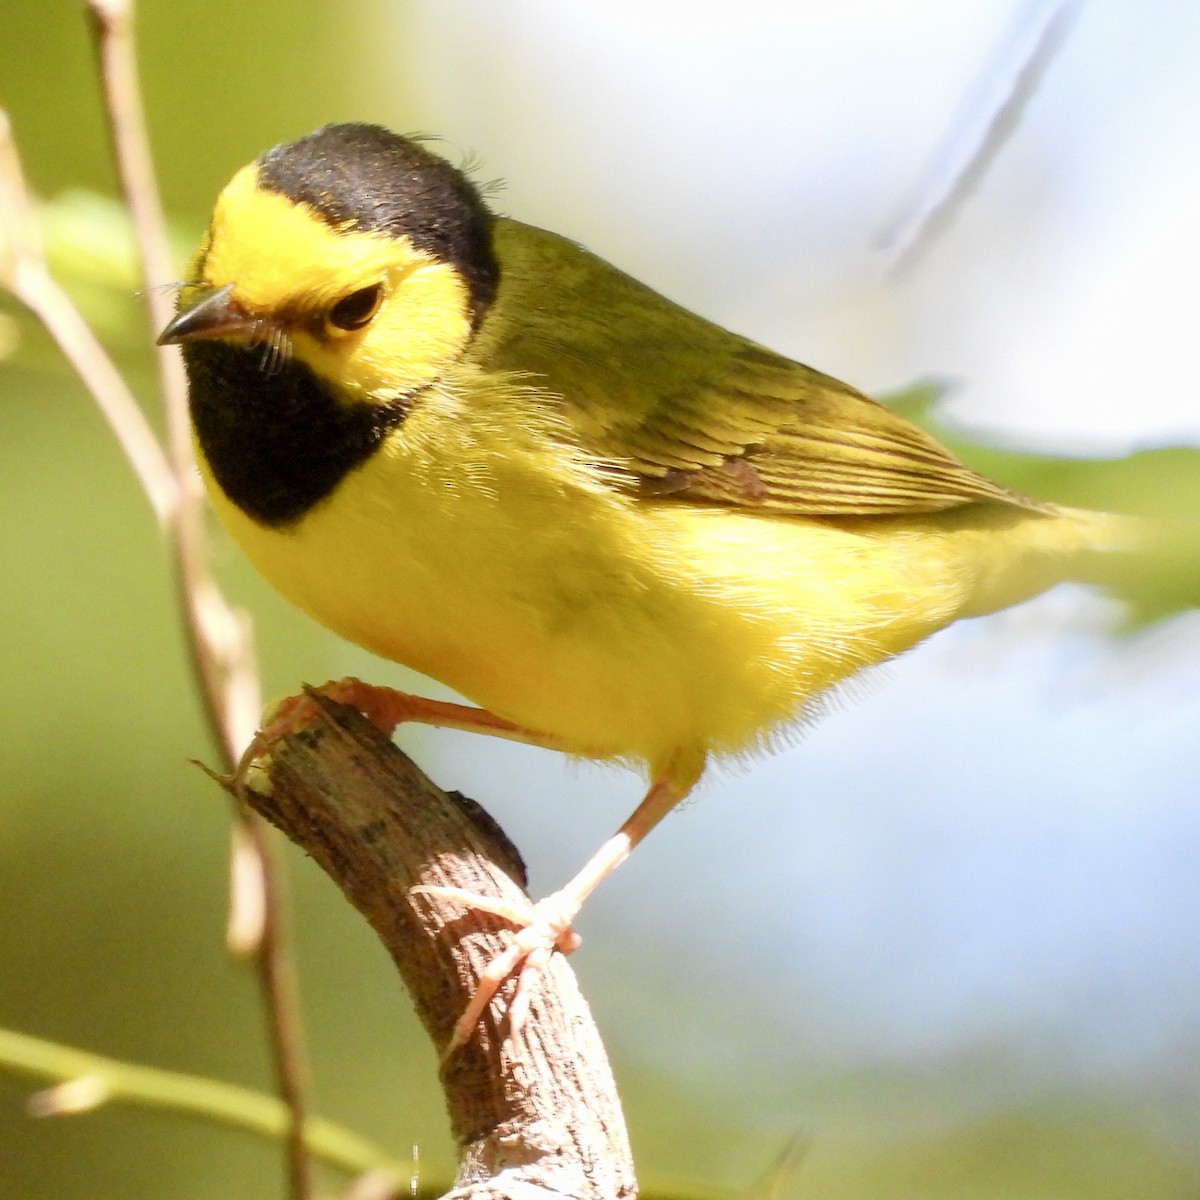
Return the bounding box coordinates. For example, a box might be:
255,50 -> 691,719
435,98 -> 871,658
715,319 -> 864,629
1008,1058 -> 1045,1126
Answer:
185,339 -> 405,528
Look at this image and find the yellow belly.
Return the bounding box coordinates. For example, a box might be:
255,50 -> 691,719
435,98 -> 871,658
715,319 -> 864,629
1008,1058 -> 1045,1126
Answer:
198,402 -> 1116,773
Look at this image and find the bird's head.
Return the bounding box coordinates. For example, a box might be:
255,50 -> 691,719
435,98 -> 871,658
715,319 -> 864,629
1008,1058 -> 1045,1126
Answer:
159,123 -> 498,403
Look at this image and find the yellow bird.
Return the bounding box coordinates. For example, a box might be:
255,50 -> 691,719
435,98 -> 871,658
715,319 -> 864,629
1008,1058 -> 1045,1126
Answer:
160,123 -> 1131,1046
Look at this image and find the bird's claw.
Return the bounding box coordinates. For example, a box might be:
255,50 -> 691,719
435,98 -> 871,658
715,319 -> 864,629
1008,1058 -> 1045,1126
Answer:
230,679 -> 392,798
412,884 -> 583,1056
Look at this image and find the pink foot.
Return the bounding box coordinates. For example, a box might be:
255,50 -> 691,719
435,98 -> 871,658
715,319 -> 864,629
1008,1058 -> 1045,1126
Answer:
411,885 -> 583,1056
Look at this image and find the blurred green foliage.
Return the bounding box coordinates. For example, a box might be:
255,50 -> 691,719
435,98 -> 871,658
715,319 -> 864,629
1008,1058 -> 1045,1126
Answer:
788,1105 -> 1199,1198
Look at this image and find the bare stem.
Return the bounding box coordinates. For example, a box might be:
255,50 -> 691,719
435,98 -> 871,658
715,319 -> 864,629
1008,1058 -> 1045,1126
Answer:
0,110 -> 176,523
0,1027 -> 404,1185
83,3 -> 313,1196
83,0 -> 257,766
878,0 -> 1081,275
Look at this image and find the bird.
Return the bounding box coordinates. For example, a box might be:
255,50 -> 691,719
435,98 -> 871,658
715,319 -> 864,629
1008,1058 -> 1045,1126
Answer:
158,122 -> 1134,1050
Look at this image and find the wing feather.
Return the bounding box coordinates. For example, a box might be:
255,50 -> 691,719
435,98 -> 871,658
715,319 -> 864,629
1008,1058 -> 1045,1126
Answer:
478,219 -> 1033,517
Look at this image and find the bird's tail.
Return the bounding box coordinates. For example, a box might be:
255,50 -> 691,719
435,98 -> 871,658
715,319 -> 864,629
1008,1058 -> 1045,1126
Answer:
1060,507 -> 1200,627
955,503 -> 1189,623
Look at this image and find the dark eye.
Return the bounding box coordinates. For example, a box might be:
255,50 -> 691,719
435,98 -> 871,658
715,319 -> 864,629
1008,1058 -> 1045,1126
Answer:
328,284 -> 383,331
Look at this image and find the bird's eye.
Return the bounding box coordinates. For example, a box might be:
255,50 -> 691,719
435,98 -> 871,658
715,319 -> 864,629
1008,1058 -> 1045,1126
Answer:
328,283 -> 383,332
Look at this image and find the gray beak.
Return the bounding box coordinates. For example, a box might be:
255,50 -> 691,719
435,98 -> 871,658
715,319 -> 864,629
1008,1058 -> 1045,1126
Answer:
157,283 -> 264,345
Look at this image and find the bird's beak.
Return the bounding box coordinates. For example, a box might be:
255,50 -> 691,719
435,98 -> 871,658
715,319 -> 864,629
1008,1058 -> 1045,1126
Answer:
157,283 -> 263,345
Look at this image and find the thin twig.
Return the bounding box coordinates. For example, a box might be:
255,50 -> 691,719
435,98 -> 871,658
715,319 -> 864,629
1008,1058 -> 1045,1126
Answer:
0,1027 -> 404,1185
83,0 -> 256,758
83,0 -> 257,766
83,3 -> 315,1197
0,110 -> 176,523
878,0 -> 1081,275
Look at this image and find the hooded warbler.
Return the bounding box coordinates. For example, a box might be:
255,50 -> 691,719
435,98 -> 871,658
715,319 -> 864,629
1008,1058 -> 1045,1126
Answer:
160,123 -> 1132,1045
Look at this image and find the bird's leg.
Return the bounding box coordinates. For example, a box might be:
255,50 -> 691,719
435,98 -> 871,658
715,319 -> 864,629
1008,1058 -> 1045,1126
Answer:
248,677 -> 582,758
237,676 -> 599,797
241,679 -> 704,1053
234,678 -> 587,831
416,749 -> 706,1056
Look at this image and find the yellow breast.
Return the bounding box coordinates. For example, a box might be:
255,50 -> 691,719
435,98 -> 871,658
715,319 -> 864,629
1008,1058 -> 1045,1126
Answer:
200,367 -> 1115,774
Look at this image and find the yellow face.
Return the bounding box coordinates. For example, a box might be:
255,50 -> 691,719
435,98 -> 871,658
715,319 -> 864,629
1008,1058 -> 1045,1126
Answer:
192,163 -> 475,402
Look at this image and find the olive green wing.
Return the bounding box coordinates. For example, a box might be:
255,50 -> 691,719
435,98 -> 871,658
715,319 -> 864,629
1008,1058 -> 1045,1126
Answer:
595,344 -> 1024,515
481,219 -> 1027,516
